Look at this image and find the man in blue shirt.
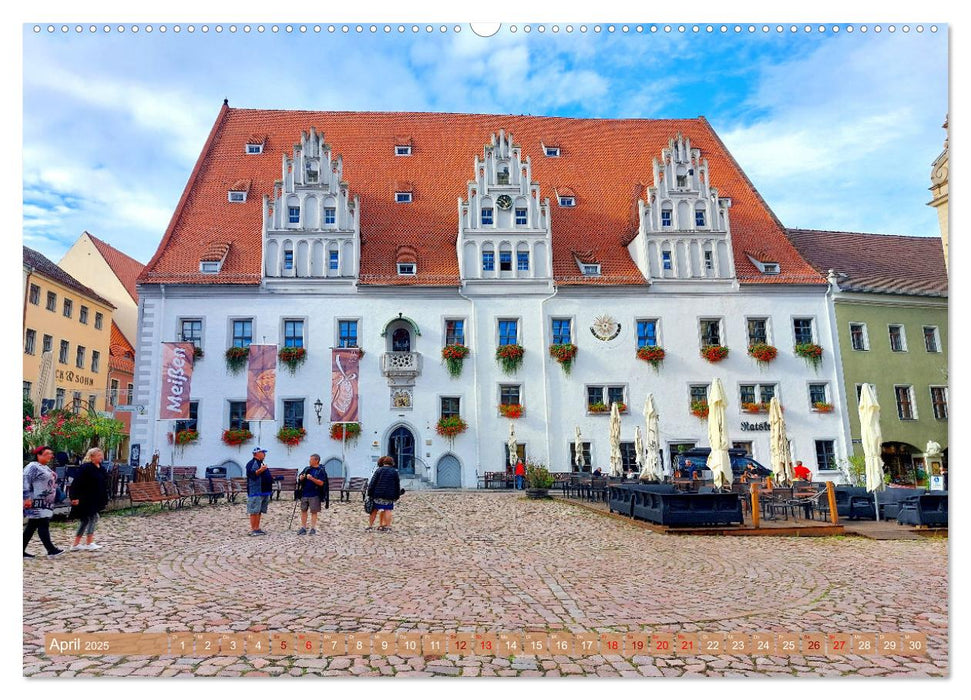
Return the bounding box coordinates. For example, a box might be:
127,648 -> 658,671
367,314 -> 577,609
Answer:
296,453 -> 329,535
245,447 -> 273,535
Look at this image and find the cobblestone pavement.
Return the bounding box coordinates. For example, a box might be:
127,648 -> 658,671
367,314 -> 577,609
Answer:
23,492 -> 948,678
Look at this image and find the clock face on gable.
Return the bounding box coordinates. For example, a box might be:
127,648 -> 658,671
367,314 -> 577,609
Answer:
496,194 -> 513,210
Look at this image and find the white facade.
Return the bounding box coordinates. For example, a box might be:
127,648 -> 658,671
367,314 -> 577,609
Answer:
131,131 -> 847,484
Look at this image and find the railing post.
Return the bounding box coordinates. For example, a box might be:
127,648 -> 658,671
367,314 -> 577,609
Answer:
826,481 -> 839,525
750,482 -> 760,528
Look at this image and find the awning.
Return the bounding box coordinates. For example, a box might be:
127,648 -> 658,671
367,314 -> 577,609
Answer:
379,314 -> 422,337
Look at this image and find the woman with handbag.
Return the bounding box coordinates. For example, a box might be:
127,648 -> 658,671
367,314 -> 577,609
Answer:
365,456 -> 404,532
69,447 -> 110,551
23,446 -> 64,558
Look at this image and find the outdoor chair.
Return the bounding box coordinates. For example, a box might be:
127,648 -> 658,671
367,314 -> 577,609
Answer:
897,493 -> 947,527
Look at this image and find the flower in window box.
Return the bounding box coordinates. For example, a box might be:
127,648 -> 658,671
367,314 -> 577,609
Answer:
548,343 -> 578,374
636,345 -> 665,371
436,416 -> 468,444
700,345 -> 729,363
225,346 -> 249,374
741,402 -> 769,414
794,343 -> 824,370
174,429 -> 199,446
499,403 -> 524,419
441,344 -> 471,378
192,346 -> 204,360
221,428 -> 253,447
278,346 -> 307,375
813,402 -> 834,413
747,342 -> 777,368
495,344 -> 525,374
587,402 -> 609,414
329,422 -> 361,442
690,399 -> 709,419
277,426 -> 307,452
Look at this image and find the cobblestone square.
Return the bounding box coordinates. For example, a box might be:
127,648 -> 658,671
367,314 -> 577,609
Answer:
23,492 -> 947,678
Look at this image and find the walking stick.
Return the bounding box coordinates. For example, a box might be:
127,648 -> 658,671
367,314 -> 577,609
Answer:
288,496 -> 298,530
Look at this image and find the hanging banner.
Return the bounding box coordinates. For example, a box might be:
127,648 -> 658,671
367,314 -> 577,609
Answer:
159,342 -> 195,419
246,344 -> 277,420
331,348 -> 360,422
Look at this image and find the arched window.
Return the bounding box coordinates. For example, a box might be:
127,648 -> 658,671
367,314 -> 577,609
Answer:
392,328 -> 411,352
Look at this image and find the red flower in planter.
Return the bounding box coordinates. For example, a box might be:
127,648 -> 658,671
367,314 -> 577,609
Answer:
747,343 -> 778,367
741,402 -> 769,414
495,344 -> 525,374
690,400 -> 709,419
330,423 -> 362,441
548,343 -> 578,374
441,344 -> 470,378
813,402 -> 834,413
701,345 -> 729,363
499,403 -> 524,419
278,346 -> 307,374
222,428 -> 254,446
636,345 -> 666,370
794,343 -> 824,370
436,416 -> 468,440
277,426 -> 307,447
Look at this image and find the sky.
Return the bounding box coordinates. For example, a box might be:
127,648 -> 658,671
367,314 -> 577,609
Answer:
22,22 -> 948,265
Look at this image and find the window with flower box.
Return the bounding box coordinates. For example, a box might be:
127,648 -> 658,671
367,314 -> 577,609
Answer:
930,386 -> 948,420
739,383 -> 775,408
747,318 -> 768,345
284,319 -> 304,348
587,385 -> 626,412
175,401 -> 199,434
229,401 -> 250,431
180,319 -> 203,349
283,399 -> 305,430
895,385 -> 916,420
499,385 -> 521,406
636,319 -> 659,348
793,318 -> 814,345
338,320 -> 359,348
699,319 -> 722,347
440,397 -> 461,419
689,384 -> 709,405
551,318 -> 572,345
809,383 -> 829,407
445,319 -> 465,346
498,319 -> 518,346
232,319 -> 253,348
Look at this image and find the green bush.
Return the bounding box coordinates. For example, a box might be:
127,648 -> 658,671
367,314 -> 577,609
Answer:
525,462 -> 555,489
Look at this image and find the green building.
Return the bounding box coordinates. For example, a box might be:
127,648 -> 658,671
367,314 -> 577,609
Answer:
788,229 -> 948,483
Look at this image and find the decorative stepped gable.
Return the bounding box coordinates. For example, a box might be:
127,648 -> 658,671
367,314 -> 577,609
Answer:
457,129 -> 553,292
263,126 -> 361,282
627,133 -> 736,283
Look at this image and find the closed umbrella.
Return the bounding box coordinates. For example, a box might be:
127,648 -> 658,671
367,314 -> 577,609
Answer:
507,422 -> 518,468
858,383 -> 886,520
706,378 -> 733,489
608,401 -> 623,477
768,396 -> 795,486
574,426 -> 585,471
642,395 -> 662,481
634,426 -> 644,479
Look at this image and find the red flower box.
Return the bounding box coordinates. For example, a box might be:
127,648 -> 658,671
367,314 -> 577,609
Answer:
690,400 -> 709,419
499,403 -> 524,419
636,345 -> 666,370
221,428 -> 253,446
701,345 -> 729,363
747,343 -> 777,366
330,423 -> 362,441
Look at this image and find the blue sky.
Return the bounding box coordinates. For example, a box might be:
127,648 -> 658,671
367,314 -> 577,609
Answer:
23,23 -> 948,264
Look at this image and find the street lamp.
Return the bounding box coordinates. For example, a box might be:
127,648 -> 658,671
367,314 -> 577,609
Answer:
314,398 -> 324,424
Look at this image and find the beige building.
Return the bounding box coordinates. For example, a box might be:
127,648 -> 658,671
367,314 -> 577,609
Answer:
59,231 -> 144,346
23,246 -> 115,415
928,116 -> 949,270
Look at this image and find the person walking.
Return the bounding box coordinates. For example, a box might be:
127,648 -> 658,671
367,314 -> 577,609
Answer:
23,446 -> 64,558
246,447 -> 273,536
514,459 -> 526,490
69,447 -> 109,551
296,454 -> 329,535
366,456 -> 403,532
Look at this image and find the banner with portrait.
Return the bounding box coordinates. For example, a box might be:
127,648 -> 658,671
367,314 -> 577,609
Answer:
331,349 -> 360,422
246,344 -> 277,420
159,342 -> 195,420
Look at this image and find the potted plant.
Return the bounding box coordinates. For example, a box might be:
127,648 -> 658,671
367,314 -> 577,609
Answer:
813,401 -> 834,413
436,416 -> 468,444
441,344 -> 471,378
276,426 -> 307,453
499,403 -> 524,419
701,345 -> 729,363
588,402 -> 610,414
174,429 -> 199,446
524,461 -> 555,499
794,342 -> 824,370
636,345 -> 666,371
192,346 -> 204,360
495,344 -> 525,374
548,343 -> 578,374
221,428 -> 253,447
330,422 -> 362,443
747,342 -> 777,368
690,399 -> 709,419
225,346 -> 249,374
278,346 -> 307,375
741,402 -> 769,414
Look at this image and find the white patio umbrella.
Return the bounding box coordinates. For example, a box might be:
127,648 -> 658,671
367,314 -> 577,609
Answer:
634,426 -> 645,479
642,394 -> 662,481
574,426 -> 586,471
507,422 -> 518,468
608,401 -> 623,477
706,378 -> 733,489
768,396 -> 795,486
858,383 -> 886,520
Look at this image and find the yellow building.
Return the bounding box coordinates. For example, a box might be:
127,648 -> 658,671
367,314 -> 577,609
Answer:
23,246 -> 115,415
928,115 -> 949,270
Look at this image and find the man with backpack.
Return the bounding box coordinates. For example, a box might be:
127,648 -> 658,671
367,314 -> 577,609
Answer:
296,454 -> 329,535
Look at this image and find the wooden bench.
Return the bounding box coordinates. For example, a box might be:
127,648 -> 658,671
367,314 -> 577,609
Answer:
191,478 -> 217,504
169,466 -> 198,481
175,479 -> 198,506
229,478 -> 248,503
340,477 -> 368,502
270,468 -> 299,500
210,478 -> 232,504
127,482 -> 167,514
160,480 -> 186,508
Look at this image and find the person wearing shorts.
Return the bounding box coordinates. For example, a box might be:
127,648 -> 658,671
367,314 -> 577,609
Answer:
366,456 -> 403,532
245,447 -> 273,535
297,454 -> 329,535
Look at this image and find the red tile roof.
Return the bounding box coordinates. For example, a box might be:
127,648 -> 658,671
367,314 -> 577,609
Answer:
139,107 -> 825,288
786,229 -> 947,297
108,321 -> 136,374
23,246 -> 116,308
86,232 -> 145,303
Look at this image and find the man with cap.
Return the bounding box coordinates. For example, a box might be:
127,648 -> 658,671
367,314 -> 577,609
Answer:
245,447 -> 273,535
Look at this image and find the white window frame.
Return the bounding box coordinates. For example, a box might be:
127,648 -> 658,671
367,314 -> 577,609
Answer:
737,381 -> 778,408
894,384 -> 917,420
281,317 -> 308,349
395,192 -> 413,203
760,263 -> 780,275
580,263 -> 601,276
287,206 -> 301,224
178,317 -> 205,349
397,262 -> 417,276
549,316 -> 574,345
328,249 -> 340,272
245,143 -> 263,155
228,191 -> 247,203
514,207 -> 528,226
324,207 -> 337,225
807,381 -> 830,410
848,321 -> 870,351
496,317 -> 521,346
699,317 -> 724,348
558,196 -> 575,207
336,317 -> 362,349
481,207 -> 494,225
928,385 -> 948,420
545,146 -> 560,157
497,383 -> 523,411
395,145 -> 412,156
585,384 -> 628,413
745,316 -> 771,346
791,316 -> 817,346
283,249 -> 294,271
199,261 -> 221,274
814,438 -> 841,473
922,325 -> 941,353
635,318 -> 661,348
661,250 -> 673,270
888,323 -> 908,352
230,317 -> 255,349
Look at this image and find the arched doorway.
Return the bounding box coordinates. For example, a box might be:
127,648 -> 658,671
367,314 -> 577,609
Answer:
437,454 -> 461,488
392,328 -> 411,352
322,457 -> 344,479
881,442 -> 921,485
388,426 -> 416,475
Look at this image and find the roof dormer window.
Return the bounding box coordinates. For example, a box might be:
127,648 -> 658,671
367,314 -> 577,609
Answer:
228,191 -> 246,203
581,263 -> 601,276
246,144 -> 263,155
545,146 -> 560,157
228,180 -> 251,203
395,145 -> 412,156
397,262 -> 416,276
762,263 -> 780,275
559,196 -> 575,207
200,261 -> 221,274
395,192 -> 412,203
746,253 -> 780,275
